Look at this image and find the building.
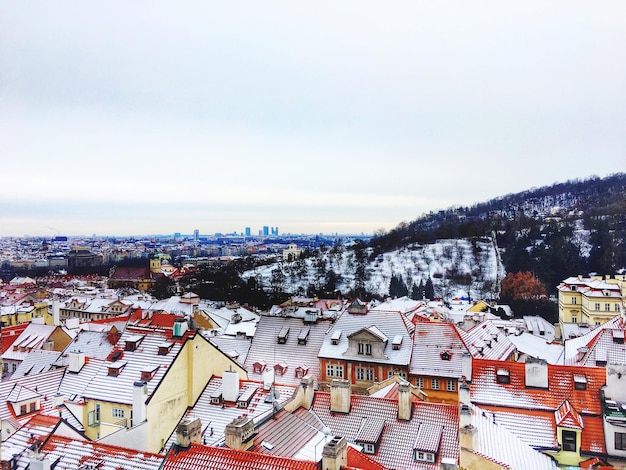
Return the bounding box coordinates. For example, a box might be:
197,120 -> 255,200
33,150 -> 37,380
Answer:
558,275 -> 625,327
318,307 -> 414,393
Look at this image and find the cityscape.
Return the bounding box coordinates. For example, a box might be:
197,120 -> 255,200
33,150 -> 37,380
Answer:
3,1 -> 626,469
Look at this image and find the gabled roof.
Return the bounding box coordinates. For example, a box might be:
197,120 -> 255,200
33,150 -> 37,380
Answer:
1,323 -> 29,353
554,400 -> 584,429
318,310 -> 413,366
162,443 -> 318,470
0,368 -> 65,423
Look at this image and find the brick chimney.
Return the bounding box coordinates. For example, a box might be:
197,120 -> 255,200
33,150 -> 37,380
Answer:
176,417 -> 202,448
322,436 -> 347,470
225,415 -> 255,451
329,379 -> 351,414
397,381 -> 412,421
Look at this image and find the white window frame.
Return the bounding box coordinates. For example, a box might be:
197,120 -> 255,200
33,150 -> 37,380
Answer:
447,380 -> 455,391
112,407 -> 125,419
326,364 -> 334,377
431,378 -> 439,390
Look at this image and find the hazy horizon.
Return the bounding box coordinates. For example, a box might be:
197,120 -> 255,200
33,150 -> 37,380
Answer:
2,2 -> 625,237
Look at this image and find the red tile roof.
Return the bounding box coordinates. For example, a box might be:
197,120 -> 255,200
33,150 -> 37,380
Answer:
1,323 -> 29,353
471,358 -> 605,414
346,445 -> 388,469
162,443 -> 319,470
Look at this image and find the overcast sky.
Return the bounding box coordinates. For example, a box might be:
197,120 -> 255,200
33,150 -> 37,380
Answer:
1,1 -> 625,237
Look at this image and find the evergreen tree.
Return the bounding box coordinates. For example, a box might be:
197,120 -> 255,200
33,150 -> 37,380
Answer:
424,277 -> 435,300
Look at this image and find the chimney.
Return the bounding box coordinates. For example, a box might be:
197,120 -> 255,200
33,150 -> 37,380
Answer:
525,358 -> 548,389
461,353 -> 472,383
176,417 -> 202,448
68,350 -> 85,373
173,318 -> 188,338
397,381 -> 412,421
285,375 -> 315,412
132,381 -> 148,426
29,455 -> 51,470
458,380 -> 472,429
322,436 -> 347,470
225,415 -> 255,451
222,368 -> 240,403
52,300 -> 60,326
329,379 -> 351,414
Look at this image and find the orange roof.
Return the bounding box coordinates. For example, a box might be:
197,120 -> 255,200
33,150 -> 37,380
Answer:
1,323 -> 29,353
554,400 -> 583,429
346,445 -> 388,469
162,443 -> 319,470
471,358 -> 605,414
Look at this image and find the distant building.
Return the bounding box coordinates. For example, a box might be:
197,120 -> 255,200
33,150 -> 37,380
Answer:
282,244 -> 302,261
558,275 -> 625,327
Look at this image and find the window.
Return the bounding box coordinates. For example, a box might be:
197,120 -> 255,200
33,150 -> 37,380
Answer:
606,303 -> 611,312
572,297 -> 577,304
335,365 -> 344,378
431,379 -> 439,390
358,343 -> 372,355
363,443 -> 375,454
416,377 -> 424,389
414,451 -> 436,463
496,369 -> 510,384
112,408 -> 125,419
29,402 -> 36,412
357,368 -> 364,380
572,316 -> 577,323
366,369 -> 374,381
615,432 -> 626,451
447,380 -> 456,392
616,304 -> 621,312
595,303 -> 600,311
327,364 -> 334,377
20,404 -> 27,415
562,430 -> 577,452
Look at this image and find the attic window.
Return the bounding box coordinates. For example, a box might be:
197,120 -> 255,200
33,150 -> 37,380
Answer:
613,330 -> 624,344
298,327 -> 310,345
392,336 -> 403,350
414,451 -> 436,463
107,361 -> 127,377
496,369 -> 510,384
141,366 -> 159,381
158,342 -> 174,355
440,351 -> 451,361
274,363 -> 288,376
295,366 -> 308,378
277,327 -> 289,344
331,330 -> 342,345
124,335 -> 144,351
571,285 -> 577,291
574,375 -> 587,390
253,361 -> 266,374
210,391 -> 222,405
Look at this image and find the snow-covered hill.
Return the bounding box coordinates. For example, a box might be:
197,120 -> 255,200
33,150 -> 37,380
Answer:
242,237 -> 505,300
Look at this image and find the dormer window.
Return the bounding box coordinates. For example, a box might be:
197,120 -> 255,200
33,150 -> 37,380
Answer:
295,366 -> 308,379
274,363 -> 288,376
108,361 -> 126,377
392,336 -> 403,350
210,391 -> 222,405
573,375 -> 587,390
358,342 -> 372,355
331,330 -> 342,345
141,366 -> 159,381
496,369 -> 510,384
124,335 -> 144,352
253,361 -> 266,374
277,327 -> 289,344
297,327 -> 310,345
158,342 -> 173,355
440,351 -> 451,361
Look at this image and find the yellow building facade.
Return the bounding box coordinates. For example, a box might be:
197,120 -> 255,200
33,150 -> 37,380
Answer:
558,275 -> 624,326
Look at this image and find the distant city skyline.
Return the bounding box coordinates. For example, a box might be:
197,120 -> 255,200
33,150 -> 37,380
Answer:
2,1 -> 625,237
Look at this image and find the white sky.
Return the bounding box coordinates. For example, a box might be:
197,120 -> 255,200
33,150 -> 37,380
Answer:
1,1 -> 625,237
